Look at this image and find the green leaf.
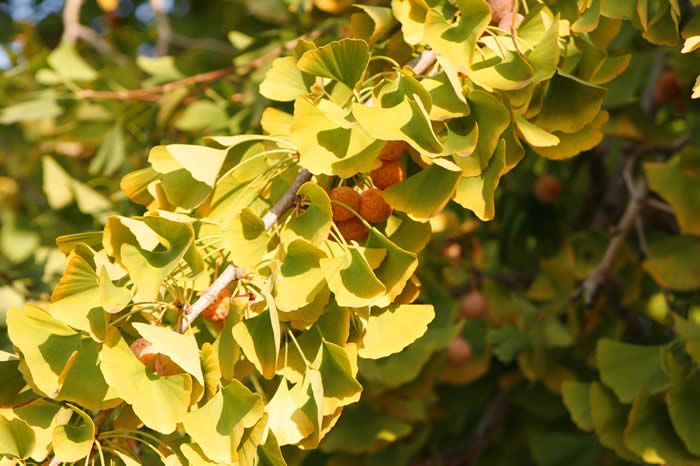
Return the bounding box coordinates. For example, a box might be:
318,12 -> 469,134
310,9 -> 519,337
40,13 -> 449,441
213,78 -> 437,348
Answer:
0,212 -> 40,264
561,381 -> 594,431
236,412 -> 268,466
383,164 -> 461,221
589,382 -> 639,461
261,108 -> 294,136
176,101 -> 228,133
596,339 -> 669,403
421,73 -> 469,121
515,114 -> 559,147
7,400 -> 71,462
183,380 -> 264,464
256,432 -> 287,466
531,111 -> 609,160
148,144 -> 227,210
359,304 -> 434,359
278,182 -> 331,248
89,121 -> 126,176
260,56 -> 315,102
133,322 -> 204,386
0,352 -> 25,408
313,339 -> 362,414
213,296 -> 247,382
667,368 -> 700,456
470,36 -> 534,91
99,328 -> 192,434
320,245 -> 386,308
529,431 -> 601,466
274,239 -> 328,312
353,76 -> 443,155
50,249 -> 107,342
233,309 -> 280,379
291,97 -> 384,177
453,139 -> 506,221
137,55 -> 185,82
0,95 -> 62,124
57,338 -> 120,411
533,71 -> 606,133
47,44 -> 97,81
624,391 -> 700,465
423,0 -> 491,73
224,208 -> 269,270
0,415 -> 35,459
351,5 -> 397,45
643,235 -> 700,291
264,378 -> 314,446
365,228 -> 419,305
320,402 -> 411,454
297,39 -> 370,90
51,405 -> 94,463
645,156 -> 700,235
7,304 -> 82,397
104,215 -> 194,302
487,324 -> 531,363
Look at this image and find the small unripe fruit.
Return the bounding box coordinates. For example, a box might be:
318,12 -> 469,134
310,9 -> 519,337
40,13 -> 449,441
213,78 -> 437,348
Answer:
534,175 -> 562,204
379,140 -> 410,161
487,0 -> 514,26
654,71 -> 685,110
330,186 -> 361,222
202,289 -> 231,324
442,241 -> 463,260
461,291 -> 488,319
336,217 -> 369,241
359,188 -> 392,224
371,160 -> 405,190
447,337 -> 472,366
130,338 -> 158,367
154,354 -> 184,376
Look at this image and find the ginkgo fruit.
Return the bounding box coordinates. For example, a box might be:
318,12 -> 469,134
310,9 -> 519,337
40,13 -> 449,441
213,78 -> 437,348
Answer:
371,160 -> 405,190
654,71 -> 685,111
535,175 -> 562,204
461,291 -> 488,319
379,140 -> 410,161
330,186 -> 361,221
154,354 -> 184,376
359,188 -> 392,223
336,217 -> 369,241
447,336 -> 472,366
497,12 -> 524,29
130,338 -> 158,367
202,289 -> 231,324
487,0 -> 514,26
442,241 -> 463,260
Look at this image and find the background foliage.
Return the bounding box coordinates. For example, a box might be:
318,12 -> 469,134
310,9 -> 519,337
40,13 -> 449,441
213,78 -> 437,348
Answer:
1,0 -> 700,465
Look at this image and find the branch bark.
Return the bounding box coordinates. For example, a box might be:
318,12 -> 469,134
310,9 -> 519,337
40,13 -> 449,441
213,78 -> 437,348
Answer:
262,169 -> 312,230
178,264 -> 247,333
77,24 -> 333,101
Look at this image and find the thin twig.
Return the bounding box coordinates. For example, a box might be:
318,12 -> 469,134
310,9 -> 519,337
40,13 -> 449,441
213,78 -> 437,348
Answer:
177,264 -> 247,333
61,0 -> 128,64
262,169 -> 312,230
405,50 -> 438,75
77,24 -> 333,101
573,176 -> 648,306
150,0 -> 172,57
647,198 -> 674,214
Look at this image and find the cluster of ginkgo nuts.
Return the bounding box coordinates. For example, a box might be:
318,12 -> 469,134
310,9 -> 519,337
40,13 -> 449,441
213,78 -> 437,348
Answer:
130,290 -> 234,374
447,291 -> 489,366
329,141 -> 408,241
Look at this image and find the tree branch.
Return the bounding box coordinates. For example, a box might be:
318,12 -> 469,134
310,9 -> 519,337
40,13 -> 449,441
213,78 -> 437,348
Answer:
177,264 -> 247,333
150,0 -> 173,57
262,169 -> 312,230
77,24 -> 333,101
406,50 -> 438,75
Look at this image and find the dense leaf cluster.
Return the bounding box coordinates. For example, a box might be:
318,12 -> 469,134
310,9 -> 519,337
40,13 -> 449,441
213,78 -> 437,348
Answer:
1,0 -> 700,465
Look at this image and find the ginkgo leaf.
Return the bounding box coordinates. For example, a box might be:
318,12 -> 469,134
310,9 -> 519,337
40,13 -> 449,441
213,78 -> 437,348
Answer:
0,415 -> 35,460
383,164 -> 461,221
51,405 -> 94,463
132,323 -> 204,386
265,379 -> 314,446
274,239 -> 327,311
99,328 -> 192,434
297,39 -> 370,90
359,304 -> 434,359
320,245 -> 386,308
280,182 -> 333,248
453,139 -> 507,221
183,380 -> 264,464
7,304 -> 82,398
260,56 -> 315,102
233,309 -> 280,379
